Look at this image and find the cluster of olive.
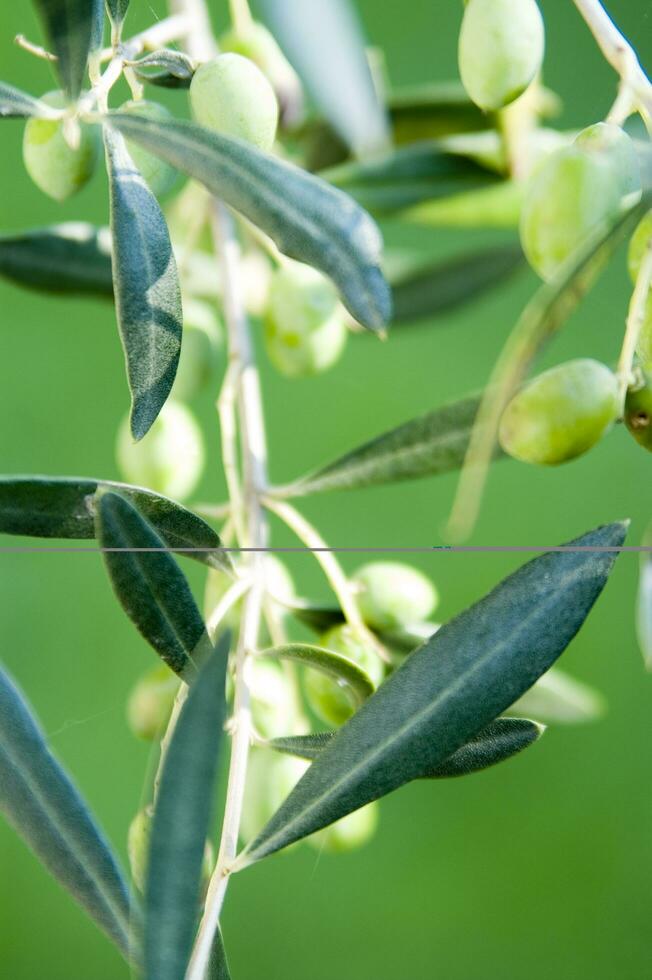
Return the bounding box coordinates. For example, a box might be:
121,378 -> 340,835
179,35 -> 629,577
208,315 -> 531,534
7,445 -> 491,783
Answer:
125,559 -> 439,860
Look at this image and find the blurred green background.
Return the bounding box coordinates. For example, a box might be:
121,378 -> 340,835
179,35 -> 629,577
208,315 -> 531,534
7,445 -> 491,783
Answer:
1,1 -> 652,978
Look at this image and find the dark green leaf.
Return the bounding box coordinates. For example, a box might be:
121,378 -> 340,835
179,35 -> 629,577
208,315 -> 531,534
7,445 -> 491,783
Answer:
208,925 -> 232,980
106,0 -> 129,29
33,0 -> 100,98
260,643 -> 374,705
260,0 -> 388,157
508,668 -> 605,724
269,717 -> 544,776
237,523 -> 626,865
95,491 -> 211,676
0,223 -> 113,296
0,476 -> 230,572
104,126 -> 182,440
390,244 -> 523,324
127,49 -> 195,89
274,394 -> 502,498
0,81 -> 54,119
285,600 -> 345,632
107,114 -> 391,332
146,638 -> 228,980
0,664 -> 134,957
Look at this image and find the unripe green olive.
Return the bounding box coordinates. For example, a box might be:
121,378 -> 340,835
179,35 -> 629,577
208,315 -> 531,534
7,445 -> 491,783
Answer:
458,0 -> 545,111
263,262 -> 347,377
240,749 -> 308,846
624,379 -> 652,451
307,802 -> 379,855
220,21 -> 302,126
119,100 -> 178,197
126,663 -> 179,741
353,561 -> 438,632
627,212 -> 652,370
574,122 -> 641,199
170,299 -> 222,402
498,358 -> 619,465
116,401 -> 205,501
304,624 -> 384,727
520,146 -> 622,281
128,806 -> 214,894
23,91 -> 98,201
189,53 -> 279,152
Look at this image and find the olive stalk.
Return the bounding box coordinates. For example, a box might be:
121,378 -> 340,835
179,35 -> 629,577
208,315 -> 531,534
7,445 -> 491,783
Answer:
617,236 -> 652,405
229,0 -> 255,34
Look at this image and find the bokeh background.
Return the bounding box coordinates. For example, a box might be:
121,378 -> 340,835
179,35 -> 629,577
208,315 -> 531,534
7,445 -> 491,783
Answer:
1,1 -> 652,977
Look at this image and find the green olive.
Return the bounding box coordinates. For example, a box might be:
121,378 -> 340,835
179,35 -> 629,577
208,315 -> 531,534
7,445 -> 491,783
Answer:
353,561 -> 438,632
126,663 -> 180,741
220,21 -> 302,125
170,299 -> 222,402
574,122 -> 641,198
240,749 -> 308,846
263,262 -> 348,377
128,806 -> 214,894
119,100 -> 178,197
189,53 -> 279,152
307,802 -> 379,855
115,401 -> 205,501
498,358 -> 620,465
624,379 -> 652,451
458,0 -> 545,111
520,146 -> 622,281
23,91 -> 98,201
304,624 -> 384,727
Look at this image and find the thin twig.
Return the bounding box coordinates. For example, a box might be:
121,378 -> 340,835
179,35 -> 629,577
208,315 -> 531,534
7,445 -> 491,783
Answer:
617,237 -> 652,405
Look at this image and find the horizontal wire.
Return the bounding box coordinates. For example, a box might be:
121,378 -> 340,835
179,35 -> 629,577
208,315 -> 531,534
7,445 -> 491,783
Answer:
0,546 -> 649,555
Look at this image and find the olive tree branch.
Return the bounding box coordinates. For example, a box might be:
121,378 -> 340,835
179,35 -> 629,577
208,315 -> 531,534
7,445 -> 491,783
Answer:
617,236 -> 652,404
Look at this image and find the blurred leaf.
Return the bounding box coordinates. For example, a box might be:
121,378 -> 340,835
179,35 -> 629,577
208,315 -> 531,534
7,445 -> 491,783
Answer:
270,717 -> 544,776
32,0 -> 100,98
260,0 -> 388,157
407,180 -> 523,229
0,223 -> 113,296
637,540 -> 652,670
145,637 -> 228,980
260,643 -> 374,705
106,0 -> 129,28
107,114 -> 391,332
237,523 -> 626,865
0,476 -> 230,572
104,127 -> 182,440
380,621 -> 440,654
208,925 -> 232,980
390,244 -> 523,324
508,668 -> 605,724
285,600 -> 345,632
0,81 -> 53,119
95,491 -> 211,676
323,141 -> 498,213
0,664 -> 134,958
273,394 -> 502,498
127,49 -> 195,89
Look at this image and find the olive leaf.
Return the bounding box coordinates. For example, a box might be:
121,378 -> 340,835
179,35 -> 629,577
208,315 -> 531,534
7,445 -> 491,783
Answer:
269,717 -> 544,777
106,114 -> 392,332
260,643 -> 375,706
272,394 -> 502,498
95,491 -> 212,677
235,522 -> 626,866
32,0 -> 102,98
145,637 -> 228,980
508,667 -> 605,724
208,925 -> 232,980
285,600 -> 345,632
106,0 -> 129,30
0,664 -> 134,958
0,224 -> 113,297
390,244 -> 523,324
104,127 -> 183,440
259,0 -> 389,157
127,50 -> 195,89
636,537 -> 652,671
0,476 -> 231,572
0,81 -> 55,119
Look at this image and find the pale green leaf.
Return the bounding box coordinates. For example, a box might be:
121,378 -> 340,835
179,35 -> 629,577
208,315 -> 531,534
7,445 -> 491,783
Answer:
0,81 -> 54,119
127,49 -> 195,89
508,668 -> 605,724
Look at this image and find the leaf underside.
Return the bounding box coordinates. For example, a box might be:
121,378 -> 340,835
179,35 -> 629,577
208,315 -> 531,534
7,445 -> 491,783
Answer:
0,81 -> 52,119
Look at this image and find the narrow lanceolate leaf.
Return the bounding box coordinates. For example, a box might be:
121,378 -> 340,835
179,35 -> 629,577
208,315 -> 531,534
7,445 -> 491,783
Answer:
0,81 -> 54,119
238,523 -> 626,865
145,638 -> 228,980
285,601 -> 344,632
106,0 -> 129,29
127,50 -> 195,89
0,224 -> 113,297
273,394 -> 502,498
0,665 -> 134,958
33,0 -> 99,98
508,668 -> 605,724
208,925 -> 232,980
107,114 -> 391,332
260,0 -> 389,157
104,127 -> 182,440
95,492 -> 211,677
0,476 -> 230,572
269,717 -> 544,777
390,244 -> 523,325
260,644 -> 374,705
637,545 -> 652,670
